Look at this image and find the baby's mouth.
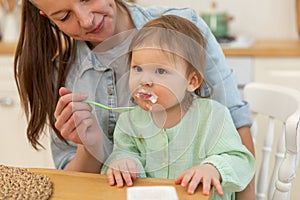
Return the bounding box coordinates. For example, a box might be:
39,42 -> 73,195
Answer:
135,89 -> 158,103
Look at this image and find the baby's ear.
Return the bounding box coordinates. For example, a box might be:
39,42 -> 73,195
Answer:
187,72 -> 202,92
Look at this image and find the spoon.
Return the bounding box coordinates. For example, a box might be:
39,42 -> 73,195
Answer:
83,99 -> 135,113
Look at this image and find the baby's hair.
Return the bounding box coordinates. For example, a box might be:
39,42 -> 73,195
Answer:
129,15 -> 211,97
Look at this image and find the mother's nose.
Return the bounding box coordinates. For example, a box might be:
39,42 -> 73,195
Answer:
76,9 -> 94,29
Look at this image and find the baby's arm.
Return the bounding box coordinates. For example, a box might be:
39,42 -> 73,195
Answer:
175,164 -> 223,196
102,113 -> 146,187
107,158 -> 140,187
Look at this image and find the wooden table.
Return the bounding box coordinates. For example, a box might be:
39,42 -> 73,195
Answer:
28,168 -> 211,200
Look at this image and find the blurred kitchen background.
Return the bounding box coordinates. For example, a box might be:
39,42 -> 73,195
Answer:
0,0 -> 20,42
0,0 -> 300,199
136,0 -> 299,40
0,0 -> 299,42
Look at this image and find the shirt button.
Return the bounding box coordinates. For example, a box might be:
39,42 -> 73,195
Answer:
162,162 -> 167,167
107,88 -> 114,95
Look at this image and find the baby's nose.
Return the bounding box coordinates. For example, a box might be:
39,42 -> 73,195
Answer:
140,74 -> 153,86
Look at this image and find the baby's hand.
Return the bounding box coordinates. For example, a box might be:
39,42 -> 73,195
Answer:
175,164 -> 223,196
107,158 -> 140,188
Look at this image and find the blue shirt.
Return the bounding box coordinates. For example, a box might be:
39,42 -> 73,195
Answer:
51,1 -> 252,170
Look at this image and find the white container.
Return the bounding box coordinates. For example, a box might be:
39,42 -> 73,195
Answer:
127,186 -> 178,200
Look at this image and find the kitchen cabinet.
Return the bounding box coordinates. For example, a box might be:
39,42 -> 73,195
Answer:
223,40 -> 300,90
254,57 -> 300,90
225,56 -> 253,90
0,55 -> 54,168
227,57 -> 300,91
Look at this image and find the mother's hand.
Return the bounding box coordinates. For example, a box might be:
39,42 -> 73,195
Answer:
54,87 -> 95,144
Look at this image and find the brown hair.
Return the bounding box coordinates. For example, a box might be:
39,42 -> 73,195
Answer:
14,0 -> 126,149
14,0 -> 76,149
129,15 -> 210,97
15,0 -> 127,149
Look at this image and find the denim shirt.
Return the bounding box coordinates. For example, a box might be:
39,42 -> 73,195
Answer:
51,1 -> 252,169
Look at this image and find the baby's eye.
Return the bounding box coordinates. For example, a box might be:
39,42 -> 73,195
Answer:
155,68 -> 167,75
132,65 -> 143,72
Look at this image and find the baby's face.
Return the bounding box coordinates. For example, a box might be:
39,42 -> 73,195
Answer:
129,49 -> 190,112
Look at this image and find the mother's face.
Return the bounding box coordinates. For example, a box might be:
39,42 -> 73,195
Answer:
31,0 -> 119,46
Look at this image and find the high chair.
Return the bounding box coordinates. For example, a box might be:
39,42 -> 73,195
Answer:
243,82 -> 300,200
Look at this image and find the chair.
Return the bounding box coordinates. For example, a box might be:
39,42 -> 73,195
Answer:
243,82 -> 300,200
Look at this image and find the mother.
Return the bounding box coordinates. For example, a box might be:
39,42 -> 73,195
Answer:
14,0 -> 254,199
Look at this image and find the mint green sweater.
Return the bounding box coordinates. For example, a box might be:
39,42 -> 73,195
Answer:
102,98 -> 255,200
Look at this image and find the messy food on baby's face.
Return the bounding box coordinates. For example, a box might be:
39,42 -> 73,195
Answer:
135,89 -> 158,104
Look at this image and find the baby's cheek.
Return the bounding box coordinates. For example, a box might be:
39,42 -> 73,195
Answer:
128,79 -> 139,92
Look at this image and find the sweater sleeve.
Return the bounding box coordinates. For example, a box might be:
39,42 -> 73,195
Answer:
101,114 -> 146,177
200,105 -> 255,192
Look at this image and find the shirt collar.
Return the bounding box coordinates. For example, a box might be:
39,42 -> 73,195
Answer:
76,41 -> 108,78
